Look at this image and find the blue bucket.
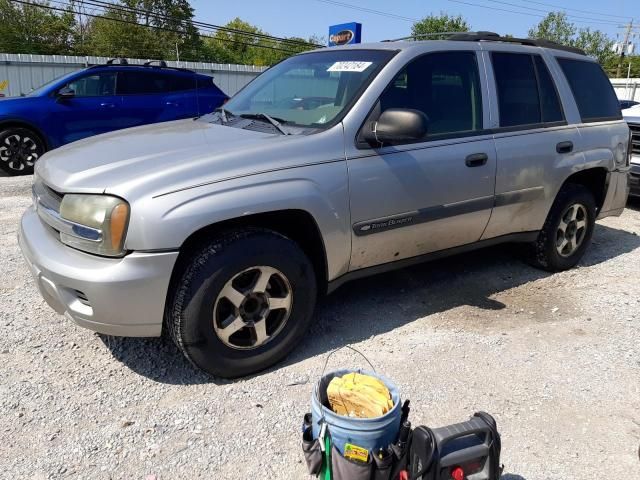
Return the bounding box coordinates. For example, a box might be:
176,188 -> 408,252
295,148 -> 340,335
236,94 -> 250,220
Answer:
311,368 -> 402,455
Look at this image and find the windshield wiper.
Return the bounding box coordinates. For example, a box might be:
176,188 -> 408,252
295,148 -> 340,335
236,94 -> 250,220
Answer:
240,112 -> 291,135
213,107 -> 235,123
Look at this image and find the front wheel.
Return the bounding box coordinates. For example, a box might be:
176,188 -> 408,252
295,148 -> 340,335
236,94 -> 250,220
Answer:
167,229 -> 317,378
529,183 -> 596,272
0,128 -> 45,175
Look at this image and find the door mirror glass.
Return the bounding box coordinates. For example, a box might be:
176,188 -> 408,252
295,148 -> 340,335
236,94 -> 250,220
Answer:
363,108 -> 429,144
57,87 -> 75,98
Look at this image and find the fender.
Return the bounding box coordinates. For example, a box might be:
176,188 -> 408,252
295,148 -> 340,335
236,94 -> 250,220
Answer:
0,116 -> 51,150
125,162 -> 352,282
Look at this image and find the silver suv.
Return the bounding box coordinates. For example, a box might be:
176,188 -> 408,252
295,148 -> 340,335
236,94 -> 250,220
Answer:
20,33 -> 631,378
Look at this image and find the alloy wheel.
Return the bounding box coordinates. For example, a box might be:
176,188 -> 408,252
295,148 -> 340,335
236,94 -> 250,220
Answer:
0,133 -> 41,172
555,203 -> 588,257
213,266 -> 293,350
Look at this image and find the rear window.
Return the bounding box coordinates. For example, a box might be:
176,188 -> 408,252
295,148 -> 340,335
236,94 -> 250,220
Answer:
557,58 -> 622,122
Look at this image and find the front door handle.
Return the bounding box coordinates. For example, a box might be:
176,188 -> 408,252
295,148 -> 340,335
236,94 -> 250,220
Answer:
165,101 -> 180,107
556,141 -> 574,154
465,153 -> 488,167
100,102 -> 115,108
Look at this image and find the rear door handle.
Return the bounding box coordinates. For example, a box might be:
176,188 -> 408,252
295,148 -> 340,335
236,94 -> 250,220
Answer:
165,101 -> 180,107
465,153 -> 488,167
556,141 -> 574,154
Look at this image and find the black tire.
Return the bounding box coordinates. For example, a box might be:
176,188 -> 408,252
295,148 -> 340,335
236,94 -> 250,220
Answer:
529,183 -> 596,272
167,228 -> 317,378
0,127 -> 45,176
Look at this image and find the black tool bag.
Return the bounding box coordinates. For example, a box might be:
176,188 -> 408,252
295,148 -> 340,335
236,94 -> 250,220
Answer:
408,412 -> 502,480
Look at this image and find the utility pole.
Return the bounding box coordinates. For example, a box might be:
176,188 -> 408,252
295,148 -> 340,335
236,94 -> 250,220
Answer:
616,20 -> 633,78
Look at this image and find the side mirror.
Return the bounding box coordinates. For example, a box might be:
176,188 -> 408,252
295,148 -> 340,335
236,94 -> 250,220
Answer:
57,87 -> 75,99
363,108 -> 428,145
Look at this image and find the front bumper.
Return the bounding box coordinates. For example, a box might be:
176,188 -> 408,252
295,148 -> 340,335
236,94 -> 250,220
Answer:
19,207 -> 179,337
629,160 -> 640,197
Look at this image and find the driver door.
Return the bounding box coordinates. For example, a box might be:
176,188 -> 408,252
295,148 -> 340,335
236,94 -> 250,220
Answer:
346,51 -> 497,270
47,71 -> 121,145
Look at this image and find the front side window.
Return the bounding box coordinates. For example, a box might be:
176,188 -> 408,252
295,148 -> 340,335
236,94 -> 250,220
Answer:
377,51 -> 483,138
221,49 -> 395,128
65,73 -> 116,97
557,58 -> 621,123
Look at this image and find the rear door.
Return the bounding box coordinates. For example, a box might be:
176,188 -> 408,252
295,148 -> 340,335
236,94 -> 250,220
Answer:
116,70 -> 195,128
481,49 -> 584,239
46,71 -> 121,144
346,50 -> 497,270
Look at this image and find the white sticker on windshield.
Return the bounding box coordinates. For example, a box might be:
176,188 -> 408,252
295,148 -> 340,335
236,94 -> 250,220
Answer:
327,61 -> 372,72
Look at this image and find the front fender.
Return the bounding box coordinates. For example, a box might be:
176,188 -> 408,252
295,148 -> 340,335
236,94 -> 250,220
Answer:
126,161 -> 351,281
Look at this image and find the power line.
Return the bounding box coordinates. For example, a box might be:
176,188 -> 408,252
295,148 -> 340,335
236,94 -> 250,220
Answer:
11,0 -> 305,55
476,0 -> 622,26
313,0 -> 419,22
80,0 -> 322,48
503,0 -> 630,20
448,0 -> 624,28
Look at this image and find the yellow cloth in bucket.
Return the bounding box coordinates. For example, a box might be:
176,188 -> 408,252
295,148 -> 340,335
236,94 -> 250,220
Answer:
327,372 -> 394,418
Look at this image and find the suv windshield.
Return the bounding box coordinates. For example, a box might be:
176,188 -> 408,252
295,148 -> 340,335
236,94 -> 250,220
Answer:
219,49 -> 395,128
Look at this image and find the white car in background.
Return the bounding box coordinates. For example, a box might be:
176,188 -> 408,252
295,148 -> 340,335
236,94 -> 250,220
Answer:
624,105 -> 640,196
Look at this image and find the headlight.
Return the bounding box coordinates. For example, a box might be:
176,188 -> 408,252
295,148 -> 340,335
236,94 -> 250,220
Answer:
59,194 -> 130,257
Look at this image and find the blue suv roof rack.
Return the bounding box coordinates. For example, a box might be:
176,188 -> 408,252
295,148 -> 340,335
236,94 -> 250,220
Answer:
91,58 -> 194,73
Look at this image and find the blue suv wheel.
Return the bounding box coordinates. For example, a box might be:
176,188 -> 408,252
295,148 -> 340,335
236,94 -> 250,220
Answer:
0,127 -> 45,175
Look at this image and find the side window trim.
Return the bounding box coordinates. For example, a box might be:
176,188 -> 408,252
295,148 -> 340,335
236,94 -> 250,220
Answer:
356,50 -> 486,149
490,51 -> 567,132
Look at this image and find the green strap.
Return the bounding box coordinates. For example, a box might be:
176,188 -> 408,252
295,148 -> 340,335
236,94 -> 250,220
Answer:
320,434 -> 332,480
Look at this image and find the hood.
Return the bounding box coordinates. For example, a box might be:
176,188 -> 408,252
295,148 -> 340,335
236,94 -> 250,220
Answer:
36,119 -> 344,198
623,105 -> 640,124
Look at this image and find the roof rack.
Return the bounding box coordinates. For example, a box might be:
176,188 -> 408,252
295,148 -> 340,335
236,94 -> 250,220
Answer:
144,60 -> 168,68
90,58 -> 194,73
106,57 -> 128,65
383,31 -> 586,56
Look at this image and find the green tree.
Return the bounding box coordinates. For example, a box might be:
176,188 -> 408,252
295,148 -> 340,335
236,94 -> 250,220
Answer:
0,0 -> 76,54
528,11 -> 575,45
529,12 -> 614,66
411,13 -> 470,39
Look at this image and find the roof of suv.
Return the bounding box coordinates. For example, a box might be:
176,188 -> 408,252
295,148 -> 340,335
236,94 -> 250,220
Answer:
317,31 -> 588,58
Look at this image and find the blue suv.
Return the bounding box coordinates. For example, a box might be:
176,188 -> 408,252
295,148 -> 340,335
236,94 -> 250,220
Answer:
0,60 -> 228,175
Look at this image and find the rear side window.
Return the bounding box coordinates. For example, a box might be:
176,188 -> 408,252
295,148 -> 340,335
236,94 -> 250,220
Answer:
197,76 -> 215,89
378,51 -> 483,138
492,53 -> 565,128
557,58 -> 621,122
168,74 -> 196,91
117,71 -> 173,95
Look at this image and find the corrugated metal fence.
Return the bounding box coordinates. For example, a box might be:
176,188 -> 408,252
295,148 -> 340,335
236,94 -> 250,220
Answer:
611,78 -> 640,102
0,53 -> 266,98
1,53 -> 639,104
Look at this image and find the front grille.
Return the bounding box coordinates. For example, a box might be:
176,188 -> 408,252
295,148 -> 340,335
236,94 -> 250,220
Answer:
630,123 -> 640,155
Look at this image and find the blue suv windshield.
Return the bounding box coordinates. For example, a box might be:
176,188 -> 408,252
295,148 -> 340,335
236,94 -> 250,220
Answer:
220,49 -> 395,128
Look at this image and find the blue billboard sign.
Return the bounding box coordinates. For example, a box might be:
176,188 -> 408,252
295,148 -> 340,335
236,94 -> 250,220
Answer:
328,22 -> 362,47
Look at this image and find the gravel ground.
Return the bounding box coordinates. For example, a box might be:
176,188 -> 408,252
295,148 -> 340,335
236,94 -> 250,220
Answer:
0,174 -> 638,479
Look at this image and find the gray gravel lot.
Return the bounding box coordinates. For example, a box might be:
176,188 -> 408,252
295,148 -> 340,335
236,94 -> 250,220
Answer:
0,174 -> 638,479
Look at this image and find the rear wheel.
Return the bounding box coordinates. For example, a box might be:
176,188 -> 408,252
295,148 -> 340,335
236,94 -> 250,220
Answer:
529,183 -> 596,271
0,128 -> 45,175
167,229 -> 317,378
